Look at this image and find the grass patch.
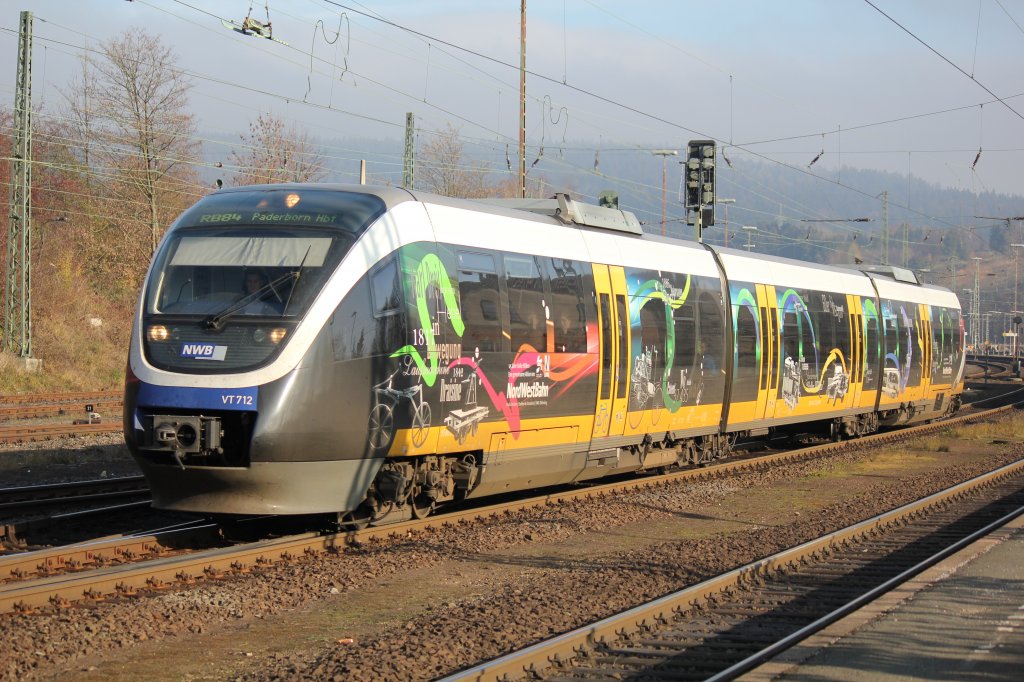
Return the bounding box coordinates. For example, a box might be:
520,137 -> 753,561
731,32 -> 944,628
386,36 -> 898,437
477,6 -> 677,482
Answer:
0,276 -> 130,394
915,435 -> 953,452
945,416 -> 1024,442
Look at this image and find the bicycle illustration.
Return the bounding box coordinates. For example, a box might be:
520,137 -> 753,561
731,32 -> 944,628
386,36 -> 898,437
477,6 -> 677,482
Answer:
628,346 -> 661,428
668,366 -> 700,406
367,368 -> 432,452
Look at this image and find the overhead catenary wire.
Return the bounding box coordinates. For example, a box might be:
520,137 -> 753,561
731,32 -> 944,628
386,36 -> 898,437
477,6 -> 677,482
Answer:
0,16 -> 1007,303
1,3 -> 1019,243
863,0 -> 1024,123
0,5 -> 999,208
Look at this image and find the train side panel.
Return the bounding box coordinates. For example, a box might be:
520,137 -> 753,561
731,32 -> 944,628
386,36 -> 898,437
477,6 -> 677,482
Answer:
716,252 -> 876,432
126,185 -> 967,517
870,279 -> 963,422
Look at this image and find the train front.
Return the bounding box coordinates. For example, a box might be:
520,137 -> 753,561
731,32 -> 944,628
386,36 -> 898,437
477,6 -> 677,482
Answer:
124,186 -> 389,515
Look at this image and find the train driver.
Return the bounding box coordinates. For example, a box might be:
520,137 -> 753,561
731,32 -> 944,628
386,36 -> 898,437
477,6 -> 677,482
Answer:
240,269 -> 281,314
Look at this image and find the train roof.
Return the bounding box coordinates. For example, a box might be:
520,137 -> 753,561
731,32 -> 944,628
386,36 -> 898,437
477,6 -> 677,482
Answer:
205,184 -> 952,303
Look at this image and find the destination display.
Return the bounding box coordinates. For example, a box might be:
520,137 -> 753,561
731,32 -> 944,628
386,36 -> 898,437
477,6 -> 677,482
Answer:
174,188 -> 385,233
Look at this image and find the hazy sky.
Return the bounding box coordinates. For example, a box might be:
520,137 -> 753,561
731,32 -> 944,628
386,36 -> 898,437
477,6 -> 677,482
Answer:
2,1 -> 1023,199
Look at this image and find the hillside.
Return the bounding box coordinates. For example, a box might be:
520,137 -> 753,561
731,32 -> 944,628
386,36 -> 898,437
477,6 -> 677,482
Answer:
4,134 -> 1022,394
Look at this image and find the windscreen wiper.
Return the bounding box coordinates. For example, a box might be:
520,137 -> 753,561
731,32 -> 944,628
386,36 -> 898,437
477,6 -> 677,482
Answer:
281,245 -> 311,315
204,271 -> 297,331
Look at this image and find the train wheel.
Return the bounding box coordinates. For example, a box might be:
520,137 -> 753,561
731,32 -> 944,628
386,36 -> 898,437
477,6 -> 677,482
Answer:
410,492 -> 434,519
338,505 -> 372,530
368,404 -> 394,451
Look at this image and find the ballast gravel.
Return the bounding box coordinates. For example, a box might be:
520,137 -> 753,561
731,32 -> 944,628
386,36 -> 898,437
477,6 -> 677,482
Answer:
1,417 -> 1021,681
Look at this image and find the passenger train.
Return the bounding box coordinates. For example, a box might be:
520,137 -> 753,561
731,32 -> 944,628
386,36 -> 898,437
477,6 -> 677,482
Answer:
124,185 -> 966,523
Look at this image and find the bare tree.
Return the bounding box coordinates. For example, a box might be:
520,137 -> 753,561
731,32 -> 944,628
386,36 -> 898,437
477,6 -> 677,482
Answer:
62,28 -> 199,257
229,113 -> 326,185
492,173 -> 551,199
60,57 -> 98,182
417,124 -> 490,198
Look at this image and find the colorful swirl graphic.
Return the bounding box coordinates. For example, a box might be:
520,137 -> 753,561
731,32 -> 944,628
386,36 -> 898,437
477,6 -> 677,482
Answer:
394,252 -> 597,437
390,253 -> 465,387
629,275 -> 691,412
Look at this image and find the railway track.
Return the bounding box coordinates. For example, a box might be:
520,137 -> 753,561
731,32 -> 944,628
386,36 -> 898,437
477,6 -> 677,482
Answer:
0,421 -> 122,445
0,398 -> 122,421
447,459 -> 1024,682
0,475 -> 149,514
966,355 -> 1018,380
0,390 -> 123,445
0,401 -> 1014,616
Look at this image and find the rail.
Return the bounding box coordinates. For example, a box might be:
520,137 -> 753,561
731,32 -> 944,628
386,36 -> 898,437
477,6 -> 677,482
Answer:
0,422 -> 121,446
0,476 -> 148,513
444,458 -> 1024,681
0,401 -> 1014,616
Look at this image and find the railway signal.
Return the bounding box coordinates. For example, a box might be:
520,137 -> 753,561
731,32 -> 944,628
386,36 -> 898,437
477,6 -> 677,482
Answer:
684,139 -> 716,241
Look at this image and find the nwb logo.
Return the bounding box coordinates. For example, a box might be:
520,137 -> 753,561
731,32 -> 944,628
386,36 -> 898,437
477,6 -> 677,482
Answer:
181,343 -> 226,360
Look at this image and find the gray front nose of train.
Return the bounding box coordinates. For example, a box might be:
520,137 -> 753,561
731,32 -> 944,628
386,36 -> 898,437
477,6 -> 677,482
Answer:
124,367 -> 384,516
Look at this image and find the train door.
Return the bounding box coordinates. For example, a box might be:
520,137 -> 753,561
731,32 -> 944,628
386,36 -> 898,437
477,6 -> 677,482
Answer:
919,303 -> 933,396
591,264 -> 630,440
847,295 -> 863,407
754,283 -> 776,420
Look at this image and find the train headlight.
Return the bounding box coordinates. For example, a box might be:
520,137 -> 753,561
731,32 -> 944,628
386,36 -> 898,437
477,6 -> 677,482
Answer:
147,324 -> 169,342
269,327 -> 288,344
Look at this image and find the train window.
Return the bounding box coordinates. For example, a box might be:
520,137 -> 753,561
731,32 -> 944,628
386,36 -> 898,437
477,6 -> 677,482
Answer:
833,295 -> 851,356
949,310 -> 964,375
545,258 -> 588,353
504,254 -> 547,352
820,291 -> 851,387
457,251 -> 503,353
884,309 -> 898,357
781,312 -> 800,363
930,309 -> 944,382
780,310 -> 801,400
636,296 -> 668,411
671,296 -> 696,403
459,251 -> 496,273
808,306 -> 826,378
698,289 -> 725,401
864,312 -> 880,391
883,303 -> 903,394
615,295 -> 629,400
599,293 -> 612,400
759,307 -> 769,390
733,305 -> 759,403
907,306 -> 922,388
769,308 -> 779,389
941,308 -> 956,383
332,266 -> 408,363
370,258 -> 402,317
852,313 -> 862,384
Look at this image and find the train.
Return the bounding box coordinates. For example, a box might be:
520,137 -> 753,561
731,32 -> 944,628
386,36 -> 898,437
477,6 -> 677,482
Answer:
124,185 -> 966,524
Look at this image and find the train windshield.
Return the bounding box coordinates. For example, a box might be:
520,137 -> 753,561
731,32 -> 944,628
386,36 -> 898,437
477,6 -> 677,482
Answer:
144,189 -> 385,320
